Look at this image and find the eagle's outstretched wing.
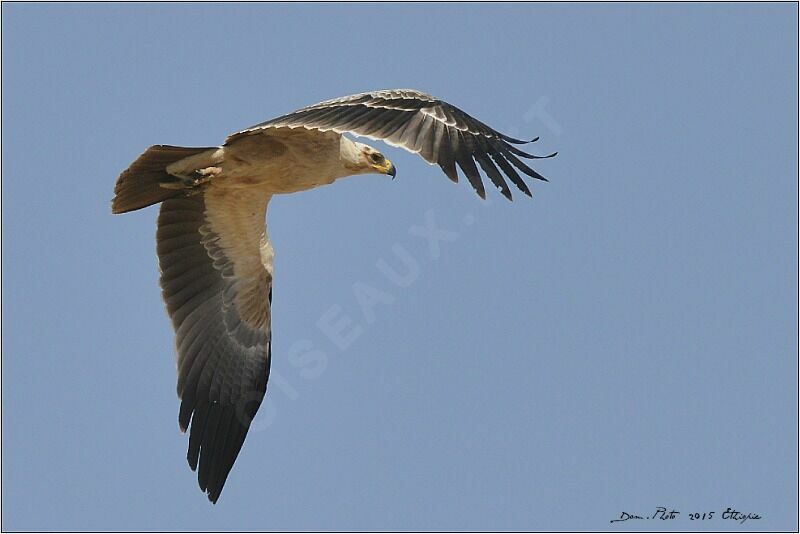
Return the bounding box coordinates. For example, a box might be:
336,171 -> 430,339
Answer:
226,89 -> 555,200
156,189 -> 273,503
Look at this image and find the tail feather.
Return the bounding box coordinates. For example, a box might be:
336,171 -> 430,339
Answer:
111,145 -> 215,214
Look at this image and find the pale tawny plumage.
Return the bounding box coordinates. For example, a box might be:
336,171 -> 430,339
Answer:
111,89 -> 555,503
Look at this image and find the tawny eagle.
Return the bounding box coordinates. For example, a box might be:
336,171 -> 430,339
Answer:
111,89 -> 555,503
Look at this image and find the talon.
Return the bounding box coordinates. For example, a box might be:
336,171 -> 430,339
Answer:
196,166 -> 222,177
188,166 -> 222,187
160,167 -> 221,190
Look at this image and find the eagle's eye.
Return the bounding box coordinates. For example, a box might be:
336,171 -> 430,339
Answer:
369,152 -> 384,164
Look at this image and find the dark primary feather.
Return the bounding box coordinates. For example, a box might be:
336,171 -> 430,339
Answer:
157,196 -> 272,504
227,89 -> 555,200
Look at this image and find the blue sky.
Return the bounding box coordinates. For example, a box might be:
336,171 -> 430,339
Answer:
2,2 -> 797,531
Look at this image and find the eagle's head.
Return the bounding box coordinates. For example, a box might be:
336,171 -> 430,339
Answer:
355,143 -> 396,178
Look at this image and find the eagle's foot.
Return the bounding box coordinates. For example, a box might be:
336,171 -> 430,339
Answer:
160,167 -> 222,190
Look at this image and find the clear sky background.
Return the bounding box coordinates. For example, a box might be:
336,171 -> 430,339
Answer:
2,3 -> 797,531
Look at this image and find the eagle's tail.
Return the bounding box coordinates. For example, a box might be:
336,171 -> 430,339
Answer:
111,145 -> 215,214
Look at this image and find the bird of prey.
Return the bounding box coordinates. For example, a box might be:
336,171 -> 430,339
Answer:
111,89 -> 555,503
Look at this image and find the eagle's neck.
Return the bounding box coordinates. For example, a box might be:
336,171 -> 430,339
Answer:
335,136 -> 369,177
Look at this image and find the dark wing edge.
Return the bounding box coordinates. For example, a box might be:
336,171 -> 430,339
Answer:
227,89 -> 556,200
157,193 -> 272,503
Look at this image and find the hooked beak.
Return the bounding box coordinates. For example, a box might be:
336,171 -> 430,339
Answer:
387,162 -> 397,179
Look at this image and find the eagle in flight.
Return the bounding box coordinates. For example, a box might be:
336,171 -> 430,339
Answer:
112,89 -> 555,503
